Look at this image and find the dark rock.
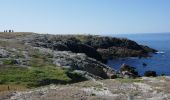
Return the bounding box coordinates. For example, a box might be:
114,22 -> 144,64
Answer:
140,45 -> 158,53
27,35 -> 103,61
144,71 -> 157,77
25,34 -> 157,61
120,64 -> 138,78
67,43 -> 103,61
97,47 -> 147,60
80,36 -> 143,50
142,63 -> 147,66
160,74 -> 165,76
79,36 -> 157,58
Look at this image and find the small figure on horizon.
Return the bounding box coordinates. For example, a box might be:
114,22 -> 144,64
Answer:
3,30 -> 14,32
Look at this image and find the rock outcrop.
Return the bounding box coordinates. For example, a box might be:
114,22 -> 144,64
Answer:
37,47 -> 116,79
24,34 -> 157,62
0,33 -> 157,80
144,71 -> 157,77
119,64 -> 139,78
25,35 -> 103,61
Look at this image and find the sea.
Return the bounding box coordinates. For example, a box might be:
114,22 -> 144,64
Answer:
107,33 -> 170,76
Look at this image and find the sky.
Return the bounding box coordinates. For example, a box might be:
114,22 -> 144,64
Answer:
0,0 -> 170,34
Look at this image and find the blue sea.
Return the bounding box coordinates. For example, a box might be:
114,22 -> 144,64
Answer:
107,33 -> 170,76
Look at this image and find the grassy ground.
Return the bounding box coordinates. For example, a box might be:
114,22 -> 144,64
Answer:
0,45 -> 87,92
0,66 -> 71,88
0,41 -> 72,91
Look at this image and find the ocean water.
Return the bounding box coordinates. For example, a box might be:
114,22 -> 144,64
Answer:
107,33 -> 170,76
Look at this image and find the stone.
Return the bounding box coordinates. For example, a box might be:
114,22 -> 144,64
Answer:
144,71 -> 157,77
120,64 -> 139,78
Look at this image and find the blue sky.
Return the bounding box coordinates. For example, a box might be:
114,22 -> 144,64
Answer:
0,0 -> 170,34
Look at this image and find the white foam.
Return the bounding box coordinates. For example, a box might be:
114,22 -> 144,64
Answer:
156,51 -> 165,54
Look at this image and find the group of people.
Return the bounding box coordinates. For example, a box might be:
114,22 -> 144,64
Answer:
4,30 -> 14,32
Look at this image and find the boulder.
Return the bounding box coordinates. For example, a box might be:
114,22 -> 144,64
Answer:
0,48 -> 10,58
120,64 -> 138,78
142,63 -> 147,66
144,71 -> 157,77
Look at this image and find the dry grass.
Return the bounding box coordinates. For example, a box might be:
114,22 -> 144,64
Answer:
0,84 -> 27,92
0,85 -> 28,100
71,81 -> 103,89
1,77 -> 170,100
0,32 -> 33,39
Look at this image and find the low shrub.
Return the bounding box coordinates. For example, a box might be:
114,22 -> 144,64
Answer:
66,72 -> 87,83
2,59 -> 16,65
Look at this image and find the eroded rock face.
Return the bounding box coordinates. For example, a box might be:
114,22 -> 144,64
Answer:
97,47 -> 147,60
26,35 -> 103,61
82,36 -> 142,50
24,34 -> 157,61
80,36 -> 157,60
20,34 -> 157,79
37,47 -> 116,79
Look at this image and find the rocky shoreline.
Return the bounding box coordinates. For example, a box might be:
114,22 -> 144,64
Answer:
24,34 -> 157,61
0,32 -> 158,80
23,33 -> 157,78
0,32 -> 166,100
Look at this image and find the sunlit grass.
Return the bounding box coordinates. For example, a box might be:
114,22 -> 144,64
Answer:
0,66 -> 71,88
0,84 -> 27,92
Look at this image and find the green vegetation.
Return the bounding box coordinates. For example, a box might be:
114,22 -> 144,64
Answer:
0,66 -> 71,88
2,59 -> 16,65
0,49 -> 88,89
29,57 -> 53,67
0,49 -> 71,88
29,49 -> 54,67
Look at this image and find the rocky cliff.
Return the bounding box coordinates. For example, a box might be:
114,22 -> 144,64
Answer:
24,34 -> 157,61
0,32 -> 157,83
